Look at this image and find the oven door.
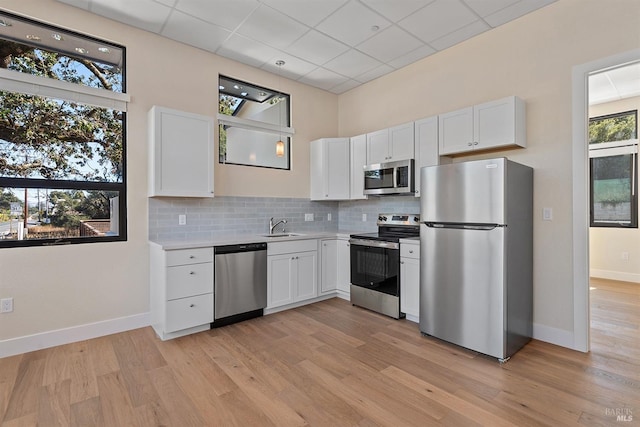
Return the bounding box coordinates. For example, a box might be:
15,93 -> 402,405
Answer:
349,239 -> 400,296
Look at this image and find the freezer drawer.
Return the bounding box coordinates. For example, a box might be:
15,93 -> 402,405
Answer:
420,224 -> 506,358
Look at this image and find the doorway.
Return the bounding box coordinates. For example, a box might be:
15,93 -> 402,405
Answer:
572,49 -> 640,352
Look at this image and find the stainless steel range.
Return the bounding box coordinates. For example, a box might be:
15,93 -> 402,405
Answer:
349,214 -> 420,319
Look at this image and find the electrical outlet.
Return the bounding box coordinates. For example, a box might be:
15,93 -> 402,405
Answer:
362,213 -> 367,222
1,298 -> 13,313
327,213 -> 332,221
304,213 -> 314,221
178,214 -> 186,225
543,207 -> 553,221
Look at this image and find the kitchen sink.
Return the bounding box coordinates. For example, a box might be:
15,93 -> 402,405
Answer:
260,233 -> 304,238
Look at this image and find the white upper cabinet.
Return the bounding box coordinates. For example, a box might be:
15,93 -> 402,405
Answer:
414,115 -> 450,198
310,138 -> 350,201
366,122 -> 414,164
439,96 -> 526,156
149,106 -> 215,197
350,134 -> 367,200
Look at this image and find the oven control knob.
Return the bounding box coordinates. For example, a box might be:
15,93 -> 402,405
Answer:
379,215 -> 386,221
414,216 -> 419,223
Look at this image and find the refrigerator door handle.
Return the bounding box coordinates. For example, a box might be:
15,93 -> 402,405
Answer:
423,222 -> 503,231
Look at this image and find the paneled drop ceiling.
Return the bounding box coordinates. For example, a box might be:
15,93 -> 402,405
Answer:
54,0 -> 557,93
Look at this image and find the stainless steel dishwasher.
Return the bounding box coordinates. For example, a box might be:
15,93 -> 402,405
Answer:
212,242 -> 267,327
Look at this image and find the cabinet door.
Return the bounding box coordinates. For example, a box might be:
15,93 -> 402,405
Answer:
326,139 -> 350,200
400,257 -> 420,319
438,106 -> 473,155
350,134 -> 367,200
414,116 -> 438,197
320,240 -> 338,294
389,122 -> 414,161
149,106 -> 214,197
295,251 -> 318,301
336,239 -> 351,294
267,254 -> 295,308
474,96 -> 525,150
309,139 -> 325,200
366,129 -> 390,164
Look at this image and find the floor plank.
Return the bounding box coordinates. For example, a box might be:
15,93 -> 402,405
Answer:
1,278 -> 638,426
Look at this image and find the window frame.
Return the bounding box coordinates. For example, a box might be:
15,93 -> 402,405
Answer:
217,75 -> 294,170
588,110 -> 638,229
0,12 -> 128,248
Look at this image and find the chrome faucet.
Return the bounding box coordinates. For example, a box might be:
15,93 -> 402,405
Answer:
269,217 -> 287,235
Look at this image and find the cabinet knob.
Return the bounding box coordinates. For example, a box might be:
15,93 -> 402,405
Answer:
189,271 -> 195,275
189,304 -> 195,308
409,250 -> 414,254
468,142 -> 473,146
189,255 -> 195,259
473,141 -> 479,145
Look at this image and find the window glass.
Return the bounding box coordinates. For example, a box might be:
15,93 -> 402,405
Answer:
589,110 -> 638,228
218,75 -> 291,170
0,11 -> 126,247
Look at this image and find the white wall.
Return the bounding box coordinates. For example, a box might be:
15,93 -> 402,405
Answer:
337,0 -> 640,346
0,0 -> 338,351
589,96 -> 640,283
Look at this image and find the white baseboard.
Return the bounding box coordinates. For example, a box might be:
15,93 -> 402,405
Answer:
590,269 -> 640,284
532,322 -> 580,351
0,312 -> 151,359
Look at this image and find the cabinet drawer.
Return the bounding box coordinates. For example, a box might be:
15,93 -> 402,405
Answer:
166,247 -> 213,266
166,262 -> 213,300
400,243 -> 420,259
165,293 -> 213,333
268,239 -> 317,255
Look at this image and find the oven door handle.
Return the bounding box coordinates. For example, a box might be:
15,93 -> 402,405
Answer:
349,239 -> 400,250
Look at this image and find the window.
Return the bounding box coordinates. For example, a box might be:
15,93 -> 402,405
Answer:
218,75 -> 293,170
589,110 -> 638,228
0,10 -> 129,247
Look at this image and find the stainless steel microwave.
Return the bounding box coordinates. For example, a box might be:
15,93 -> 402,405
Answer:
363,159 -> 415,195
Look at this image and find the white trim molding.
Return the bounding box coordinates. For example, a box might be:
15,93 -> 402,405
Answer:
0,312 -> 150,359
590,269 -> 640,284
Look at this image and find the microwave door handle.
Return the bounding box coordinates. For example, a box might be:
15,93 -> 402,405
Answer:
393,167 -> 398,188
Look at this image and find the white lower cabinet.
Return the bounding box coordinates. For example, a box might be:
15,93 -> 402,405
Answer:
150,244 -> 214,340
400,241 -> 420,322
320,238 -> 351,297
267,240 -> 318,309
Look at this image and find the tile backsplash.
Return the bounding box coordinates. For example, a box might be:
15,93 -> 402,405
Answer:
148,195 -> 420,241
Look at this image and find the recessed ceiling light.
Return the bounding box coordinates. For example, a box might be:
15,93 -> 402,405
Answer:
259,92 -> 266,97
219,85 -> 225,90
241,92 -> 248,96
26,34 -> 41,41
75,47 -> 88,54
233,84 -> 241,90
98,47 -> 110,54
51,33 -> 63,41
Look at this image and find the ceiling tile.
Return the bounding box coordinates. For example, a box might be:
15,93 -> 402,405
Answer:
174,0 -> 259,31
430,19 -> 489,51
462,0 -> 519,18
482,0 -> 556,27
355,63 -> 394,83
360,0 -> 434,23
285,30 -> 349,65
323,49 -> 382,79
90,0 -> 172,33
261,53 -> 318,81
388,44 -> 436,69
357,25 -> 424,63
316,0 -> 391,47
298,67 -> 349,91
329,78 -> 361,93
215,33 -> 279,68
236,4 -> 309,49
399,0 -> 478,43
261,0 -> 348,27
162,10 -> 231,52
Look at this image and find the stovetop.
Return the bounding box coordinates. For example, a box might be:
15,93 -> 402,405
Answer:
350,213 -> 420,242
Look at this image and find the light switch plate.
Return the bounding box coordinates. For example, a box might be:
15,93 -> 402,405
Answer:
543,207 -> 553,221
178,214 -> 186,225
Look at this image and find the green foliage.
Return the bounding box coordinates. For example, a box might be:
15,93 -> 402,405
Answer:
47,190 -> 113,228
589,113 -> 636,144
0,187 -> 20,211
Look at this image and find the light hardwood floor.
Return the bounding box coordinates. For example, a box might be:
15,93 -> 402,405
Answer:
1,278 -> 638,426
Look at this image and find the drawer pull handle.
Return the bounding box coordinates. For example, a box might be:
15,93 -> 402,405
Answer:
190,304 -> 195,308
409,250 -> 413,254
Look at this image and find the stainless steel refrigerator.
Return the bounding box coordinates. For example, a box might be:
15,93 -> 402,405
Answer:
419,157 -> 533,361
